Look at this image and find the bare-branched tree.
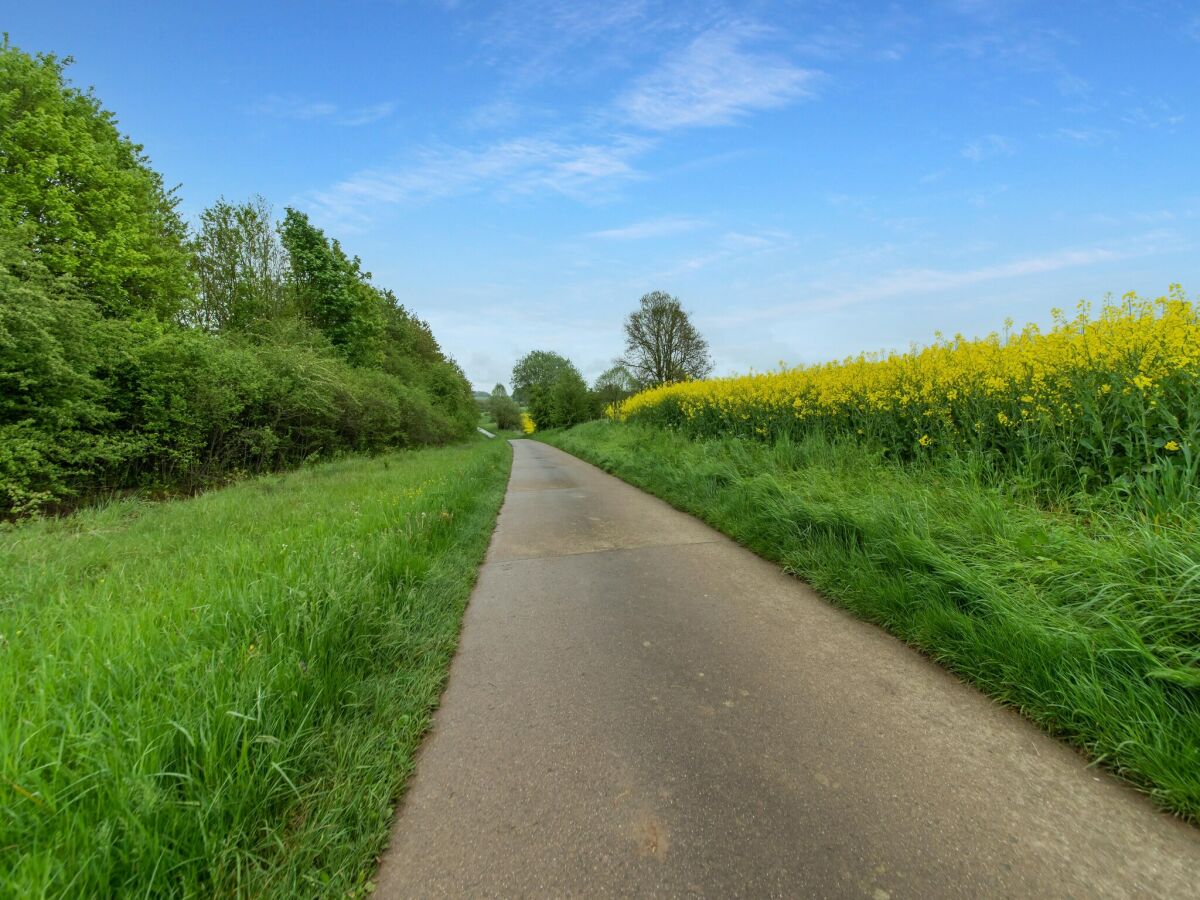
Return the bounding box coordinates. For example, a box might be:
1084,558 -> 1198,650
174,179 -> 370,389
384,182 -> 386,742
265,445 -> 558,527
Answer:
621,291 -> 713,386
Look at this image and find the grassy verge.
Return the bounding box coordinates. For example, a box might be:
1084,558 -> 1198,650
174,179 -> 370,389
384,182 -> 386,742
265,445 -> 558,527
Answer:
539,422 -> 1200,822
0,439 -> 511,897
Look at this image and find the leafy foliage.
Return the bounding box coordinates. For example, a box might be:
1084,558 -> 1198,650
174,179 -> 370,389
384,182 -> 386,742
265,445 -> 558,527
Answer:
621,290 -> 712,386
488,384 -> 523,431
0,38 -> 476,515
189,196 -> 287,331
593,362 -> 641,410
527,364 -> 597,430
0,37 -> 192,318
278,208 -> 386,362
510,349 -> 577,403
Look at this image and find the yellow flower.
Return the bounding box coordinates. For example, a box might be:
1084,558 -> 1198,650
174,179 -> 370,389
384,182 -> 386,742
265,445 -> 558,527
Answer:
616,291 -> 1200,478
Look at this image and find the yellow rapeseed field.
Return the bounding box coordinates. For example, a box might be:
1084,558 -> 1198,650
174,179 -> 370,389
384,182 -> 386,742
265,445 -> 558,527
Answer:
621,288 -> 1199,502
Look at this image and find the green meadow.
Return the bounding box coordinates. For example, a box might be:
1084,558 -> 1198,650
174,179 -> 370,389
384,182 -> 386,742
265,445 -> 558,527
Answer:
0,440 -> 510,897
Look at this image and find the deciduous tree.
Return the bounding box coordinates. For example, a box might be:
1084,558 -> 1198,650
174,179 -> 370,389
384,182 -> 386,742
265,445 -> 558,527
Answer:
278,208 -> 380,362
525,359 -> 597,429
593,362 -> 641,409
190,196 -> 286,331
621,291 -> 712,386
0,38 -> 192,319
488,383 -> 522,430
511,350 -> 575,403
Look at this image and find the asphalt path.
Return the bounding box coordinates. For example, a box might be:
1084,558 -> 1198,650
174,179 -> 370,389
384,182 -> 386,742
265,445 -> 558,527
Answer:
376,439 -> 1199,898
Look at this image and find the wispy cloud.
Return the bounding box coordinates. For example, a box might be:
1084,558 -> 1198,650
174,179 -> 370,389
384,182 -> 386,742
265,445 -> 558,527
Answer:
253,94 -> 338,120
1055,126 -> 1114,146
618,25 -> 817,130
251,95 -> 397,126
473,0 -> 667,86
637,227 -> 794,281
339,102 -> 397,126
946,0 -> 1012,25
1122,100 -> 1185,131
307,135 -> 650,227
940,6 -> 1090,100
962,133 -> 1013,161
588,215 -> 706,240
712,238 -> 1172,325
462,97 -> 527,131
298,15 -> 822,230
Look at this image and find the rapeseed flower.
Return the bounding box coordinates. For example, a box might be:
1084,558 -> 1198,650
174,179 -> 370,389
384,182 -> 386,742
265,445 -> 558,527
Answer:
618,288 -> 1199,493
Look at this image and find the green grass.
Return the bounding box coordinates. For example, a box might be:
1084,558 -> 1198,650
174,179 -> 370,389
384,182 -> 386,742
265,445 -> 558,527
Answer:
477,412 -> 523,439
0,439 -> 511,897
540,422 -> 1200,823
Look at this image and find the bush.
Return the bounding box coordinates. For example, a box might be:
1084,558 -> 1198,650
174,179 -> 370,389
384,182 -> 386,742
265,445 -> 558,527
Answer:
0,38 -> 478,514
0,302 -> 473,513
489,394 -> 523,431
527,370 -> 598,430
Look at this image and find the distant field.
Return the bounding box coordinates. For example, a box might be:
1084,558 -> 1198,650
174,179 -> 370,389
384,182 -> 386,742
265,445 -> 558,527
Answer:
0,440 -> 510,897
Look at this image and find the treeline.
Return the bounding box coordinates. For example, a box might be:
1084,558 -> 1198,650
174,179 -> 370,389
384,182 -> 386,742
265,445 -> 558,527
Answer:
502,351 -> 639,430
0,40 -> 475,514
505,292 -> 713,430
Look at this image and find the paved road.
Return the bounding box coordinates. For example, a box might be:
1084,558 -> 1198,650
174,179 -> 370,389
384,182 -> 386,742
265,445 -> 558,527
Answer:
376,440 -> 1200,898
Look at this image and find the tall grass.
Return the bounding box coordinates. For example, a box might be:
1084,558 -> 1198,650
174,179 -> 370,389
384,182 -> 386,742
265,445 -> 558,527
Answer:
541,422 -> 1200,822
0,439 -> 510,897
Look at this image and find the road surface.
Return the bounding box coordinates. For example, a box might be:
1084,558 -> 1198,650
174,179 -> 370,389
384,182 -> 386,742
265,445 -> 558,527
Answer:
375,439 -> 1199,898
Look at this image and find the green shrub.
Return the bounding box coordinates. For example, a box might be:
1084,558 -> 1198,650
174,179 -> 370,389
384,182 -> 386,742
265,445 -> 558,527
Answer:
0,39 -> 478,515
489,394 -> 523,430
528,369 -> 597,429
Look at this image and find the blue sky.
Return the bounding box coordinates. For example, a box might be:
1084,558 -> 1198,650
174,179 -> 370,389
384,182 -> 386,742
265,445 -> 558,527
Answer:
10,1 -> 1199,389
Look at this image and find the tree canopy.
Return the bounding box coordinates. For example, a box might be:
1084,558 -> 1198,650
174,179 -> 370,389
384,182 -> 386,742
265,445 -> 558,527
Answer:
593,362 -> 641,409
511,349 -> 577,403
0,38 -> 475,514
621,291 -> 712,386
189,196 -> 286,331
0,37 -> 192,319
526,364 -> 596,430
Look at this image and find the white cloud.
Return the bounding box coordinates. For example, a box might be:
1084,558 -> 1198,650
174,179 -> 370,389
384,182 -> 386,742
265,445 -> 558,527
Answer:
1056,74 -> 1091,98
340,102 -> 397,126
1122,100 -> 1185,131
721,231 -> 776,249
1055,127 -> 1114,146
618,25 -> 817,130
251,95 -> 396,126
961,133 -> 1013,161
307,135 -> 650,227
711,239 -> 1169,326
588,215 -> 706,240
473,0 -> 667,87
946,0 -> 1011,24
463,98 -> 526,131
252,95 -> 338,120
